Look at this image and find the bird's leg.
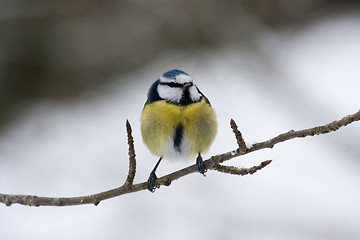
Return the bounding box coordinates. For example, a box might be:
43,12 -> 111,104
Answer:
147,157 -> 162,192
196,154 -> 207,176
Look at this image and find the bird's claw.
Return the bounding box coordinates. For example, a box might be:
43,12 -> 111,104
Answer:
196,154 -> 207,176
147,171 -> 158,192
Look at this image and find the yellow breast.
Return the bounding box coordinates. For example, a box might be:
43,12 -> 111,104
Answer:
141,98 -> 217,160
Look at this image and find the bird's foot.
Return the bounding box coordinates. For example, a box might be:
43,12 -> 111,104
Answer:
196,154 -> 207,176
147,171 -> 158,193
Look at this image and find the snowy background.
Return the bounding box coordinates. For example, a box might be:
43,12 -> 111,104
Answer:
1,5 -> 360,240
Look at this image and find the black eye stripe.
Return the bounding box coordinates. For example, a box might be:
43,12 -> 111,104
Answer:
161,82 -> 193,88
161,82 -> 184,88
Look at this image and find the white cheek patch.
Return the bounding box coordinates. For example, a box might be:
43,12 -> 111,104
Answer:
157,84 -> 182,103
189,85 -> 202,102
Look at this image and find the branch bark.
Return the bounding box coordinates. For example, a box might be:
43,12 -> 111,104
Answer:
124,120 -> 136,186
1,110 -> 359,207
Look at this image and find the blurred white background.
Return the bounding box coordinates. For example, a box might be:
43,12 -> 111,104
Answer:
1,2 -> 360,240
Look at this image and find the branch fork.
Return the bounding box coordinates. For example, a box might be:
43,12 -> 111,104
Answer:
1,109 -> 359,207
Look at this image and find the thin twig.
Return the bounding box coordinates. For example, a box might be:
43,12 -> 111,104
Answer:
213,160 -> 272,175
124,119 -> 136,186
248,110 -> 360,152
0,110 -> 359,207
230,119 -> 248,154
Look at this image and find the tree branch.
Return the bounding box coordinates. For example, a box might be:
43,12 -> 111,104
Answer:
1,110 -> 359,207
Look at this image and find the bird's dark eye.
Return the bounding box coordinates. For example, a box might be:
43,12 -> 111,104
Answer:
165,82 -> 183,88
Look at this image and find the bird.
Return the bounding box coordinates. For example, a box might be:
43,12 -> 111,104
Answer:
141,69 -> 217,192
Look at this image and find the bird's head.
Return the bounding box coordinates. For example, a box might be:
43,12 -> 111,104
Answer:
156,69 -> 202,105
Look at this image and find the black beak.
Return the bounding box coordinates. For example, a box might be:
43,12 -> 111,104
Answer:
183,82 -> 193,90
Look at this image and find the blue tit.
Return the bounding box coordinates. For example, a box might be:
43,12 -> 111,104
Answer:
141,69 -> 217,192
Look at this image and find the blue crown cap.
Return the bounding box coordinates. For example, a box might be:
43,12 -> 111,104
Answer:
162,69 -> 189,79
